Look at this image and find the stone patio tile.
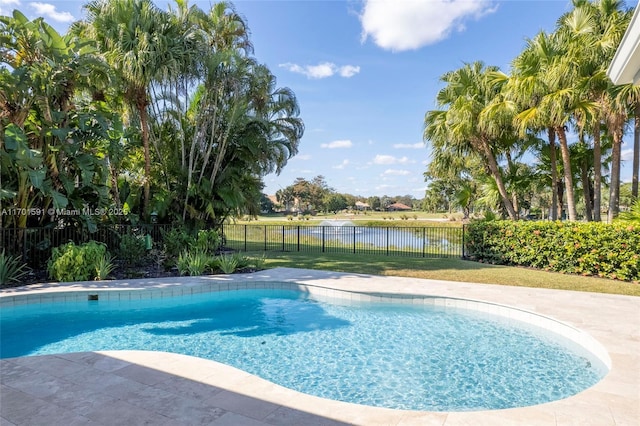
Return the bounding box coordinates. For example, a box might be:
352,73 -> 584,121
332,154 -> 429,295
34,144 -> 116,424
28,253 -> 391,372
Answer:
205,390 -> 280,421
263,406 -> 351,426
152,374 -> 224,401
8,355 -> 94,378
0,361 -> 33,384
58,352 -> 132,373
112,363 -> 174,386
396,412 -> 448,426
0,416 -> 17,426
120,381 -> 226,424
64,367 -> 148,398
0,366 -> 67,399
41,381 -> 119,416
210,412 -> 269,426
0,384 -> 94,426
80,398 -> 171,425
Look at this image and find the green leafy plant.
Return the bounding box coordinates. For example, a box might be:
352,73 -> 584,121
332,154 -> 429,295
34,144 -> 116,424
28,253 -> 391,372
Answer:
194,229 -> 222,255
94,254 -> 115,280
47,241 -> 110,282
162,227 -> 196,259
176,250 -> 210,276
118,233 -> 146,266
0,250 -> 31,285
216,254 -> 239,274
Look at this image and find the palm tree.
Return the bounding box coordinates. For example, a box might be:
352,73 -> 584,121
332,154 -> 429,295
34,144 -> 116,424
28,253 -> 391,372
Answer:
76,0 -> 180,219
424,62 -> 518,220
559,0 -> 633,220
506,31 -> 563,220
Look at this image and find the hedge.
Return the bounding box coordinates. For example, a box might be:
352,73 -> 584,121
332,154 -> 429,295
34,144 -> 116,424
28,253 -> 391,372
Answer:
465,221 -> 640,282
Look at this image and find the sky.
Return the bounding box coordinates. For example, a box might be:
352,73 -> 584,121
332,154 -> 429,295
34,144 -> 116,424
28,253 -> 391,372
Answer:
2,0 -> 638,198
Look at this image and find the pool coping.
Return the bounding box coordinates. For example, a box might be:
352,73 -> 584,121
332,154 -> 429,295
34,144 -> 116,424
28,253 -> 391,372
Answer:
1,267 -> 639,425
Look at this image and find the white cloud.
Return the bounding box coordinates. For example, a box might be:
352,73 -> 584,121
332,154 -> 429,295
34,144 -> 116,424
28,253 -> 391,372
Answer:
621,149 -> 633,161
382,169 -> 410,176
372,154 -> 411,165
393,143 -> 424,149
339,65 -> 361,77
294,154 -> 312,161
29,2 -> 74,22
279,62 -> 361,79
333,159 -> 350,169
359,0 -> 497,51
321,140 -> 353,149
0,0 -> 20,15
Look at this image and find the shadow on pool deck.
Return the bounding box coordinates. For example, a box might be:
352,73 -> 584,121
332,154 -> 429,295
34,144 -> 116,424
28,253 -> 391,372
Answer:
0,351 -> 351,426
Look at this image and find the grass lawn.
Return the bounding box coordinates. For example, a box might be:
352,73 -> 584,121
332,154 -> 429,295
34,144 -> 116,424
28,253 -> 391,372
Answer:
246,251 -> 640,297
236,211 -> 465,227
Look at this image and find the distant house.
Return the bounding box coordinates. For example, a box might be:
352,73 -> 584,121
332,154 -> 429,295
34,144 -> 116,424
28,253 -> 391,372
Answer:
386,202 -> 412,211
355,201 -> 370,211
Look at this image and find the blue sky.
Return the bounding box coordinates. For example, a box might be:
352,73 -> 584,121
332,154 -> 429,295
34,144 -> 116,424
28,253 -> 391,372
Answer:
2,0 -> 638,198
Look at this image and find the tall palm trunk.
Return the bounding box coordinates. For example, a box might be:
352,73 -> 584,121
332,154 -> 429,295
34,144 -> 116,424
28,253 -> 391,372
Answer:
581,157 -> 592,221
480,139 -> 518,220
137,100 -> 151,219
548,128 -> 559,220
593,119 -> 602,221
608,124 -> 623,222
555,126 -> 577,221
633,102 -> 639,200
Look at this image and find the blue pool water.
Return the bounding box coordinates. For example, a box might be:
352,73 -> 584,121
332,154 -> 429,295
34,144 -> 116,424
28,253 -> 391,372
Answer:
0,289 -> 606,411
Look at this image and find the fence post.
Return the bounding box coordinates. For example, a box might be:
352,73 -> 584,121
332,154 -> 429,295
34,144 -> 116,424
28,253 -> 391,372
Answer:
322,226 -> 325,253
297,226 -> 300,251
244,225 -> 247,252
422,227 -> 426,258
264,225 -> 267,251
353,226 -> 356,254
386,227 -> 389,256
282,225 -> 285,251
462,225 -> 465,259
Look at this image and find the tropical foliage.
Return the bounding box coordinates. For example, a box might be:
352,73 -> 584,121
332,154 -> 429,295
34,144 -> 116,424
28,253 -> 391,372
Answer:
1,0 -> 303,231
424,0 -> 639,222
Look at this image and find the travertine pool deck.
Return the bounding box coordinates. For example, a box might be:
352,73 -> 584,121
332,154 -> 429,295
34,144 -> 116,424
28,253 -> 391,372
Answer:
1,267 -> 638,425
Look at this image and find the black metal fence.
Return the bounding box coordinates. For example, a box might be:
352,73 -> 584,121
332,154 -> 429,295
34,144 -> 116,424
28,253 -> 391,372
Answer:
220,224 -> 464,258
0,224 -> 173,269
1,223 -> 464,269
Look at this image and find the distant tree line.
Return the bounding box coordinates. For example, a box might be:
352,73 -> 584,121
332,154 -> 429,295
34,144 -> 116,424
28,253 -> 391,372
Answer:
273,175 -> 419,214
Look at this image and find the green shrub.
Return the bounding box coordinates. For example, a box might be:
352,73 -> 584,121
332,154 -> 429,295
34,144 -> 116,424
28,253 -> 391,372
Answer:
194,229 -> 222,255
465,221 -> 640,281
162,227 -> 196,259
0,250 -> 31,285
176,250 -> 210,276
118,233 -> 146,266
47,241 -> 110,282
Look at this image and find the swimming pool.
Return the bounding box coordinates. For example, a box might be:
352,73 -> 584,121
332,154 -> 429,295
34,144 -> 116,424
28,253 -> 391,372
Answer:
0,284 -> 608,411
